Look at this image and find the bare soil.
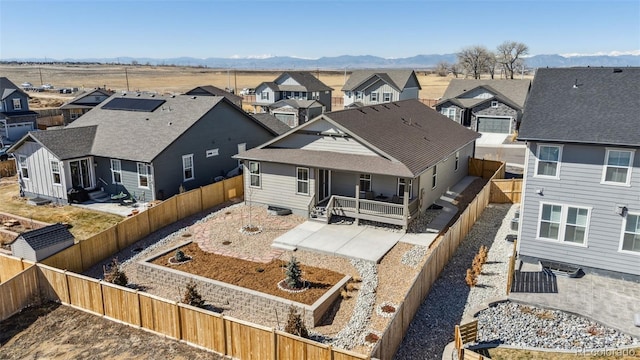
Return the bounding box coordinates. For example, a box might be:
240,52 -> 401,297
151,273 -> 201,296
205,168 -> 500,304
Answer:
151,242 -> 345,305
0,302 -> 226,360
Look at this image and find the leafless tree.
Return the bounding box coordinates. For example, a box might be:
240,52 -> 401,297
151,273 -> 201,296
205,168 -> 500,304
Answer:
450,63 -> 462,78
486,52 -> 498,79
435,61 -> 450,77
457,46 -> 492,79
497,41 -> 529,79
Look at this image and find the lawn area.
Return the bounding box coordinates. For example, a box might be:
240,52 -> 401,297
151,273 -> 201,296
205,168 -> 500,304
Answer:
488,347 -> 640,359
0,180 -> 122,240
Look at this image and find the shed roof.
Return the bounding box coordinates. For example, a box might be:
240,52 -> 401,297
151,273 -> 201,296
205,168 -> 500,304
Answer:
15,223 -> 74,251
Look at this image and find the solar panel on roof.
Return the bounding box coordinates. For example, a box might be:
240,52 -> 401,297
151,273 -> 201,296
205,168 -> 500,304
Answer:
102,97 -> 166,112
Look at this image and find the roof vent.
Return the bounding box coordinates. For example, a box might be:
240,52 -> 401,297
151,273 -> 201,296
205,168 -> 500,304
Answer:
357,109 -> 366,114
150,94 -> 155,97
170,94 -> 175,98
168,122 -> 172,126
136,93 -> 141,97
613,68 -> 623,73
191,96 -> 197,99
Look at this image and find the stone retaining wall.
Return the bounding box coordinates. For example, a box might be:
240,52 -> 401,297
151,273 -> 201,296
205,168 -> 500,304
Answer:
137,241 -> 350,328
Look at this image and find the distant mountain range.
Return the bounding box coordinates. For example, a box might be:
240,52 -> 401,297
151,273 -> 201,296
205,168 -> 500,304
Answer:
2,53 -> 639,69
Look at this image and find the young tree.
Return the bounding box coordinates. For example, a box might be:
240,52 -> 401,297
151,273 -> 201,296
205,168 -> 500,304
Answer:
457,46 -> 492,79
285,256 -> 303,289
497,41 -> 529,79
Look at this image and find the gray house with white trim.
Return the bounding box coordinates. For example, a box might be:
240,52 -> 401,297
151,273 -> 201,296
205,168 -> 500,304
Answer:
342,70 -> 421,108
235,99 -> 479,230
518,67 -> 640,278
9,93 -> 276,204
0,77 -> 38,145
253,72 -> 333,115
59,88 -> 114,124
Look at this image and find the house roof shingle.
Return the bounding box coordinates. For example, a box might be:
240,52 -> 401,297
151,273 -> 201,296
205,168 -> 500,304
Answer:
185,85 -> 243,103
439,79 -> 531,108
15,223 -> 74,251
518,67 -> 640,146
250,113 -> 292,135
28,126 -> 97,159
0,77 -> 27,101
268,99 -> 323,110
59,88 -> 114,110
277,72 -> 333,91
341,70 -> 420,91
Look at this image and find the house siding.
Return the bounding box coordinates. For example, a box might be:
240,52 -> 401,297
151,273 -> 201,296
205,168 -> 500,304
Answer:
13,140 -> 68,202
255,85 -> 275,106
318,91 -> 332,112
519,142 -> 640,276
399,87 -> 420,101
93,157 -> 153,202
10,238 -> 37,261
460,88 -> 494,99
435,101 -> 463,124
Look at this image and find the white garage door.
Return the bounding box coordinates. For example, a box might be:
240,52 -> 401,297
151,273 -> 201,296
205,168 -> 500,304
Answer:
477,117 -> 511,134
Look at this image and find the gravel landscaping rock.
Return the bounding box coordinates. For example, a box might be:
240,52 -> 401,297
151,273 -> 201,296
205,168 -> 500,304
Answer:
400,245 -> 427,268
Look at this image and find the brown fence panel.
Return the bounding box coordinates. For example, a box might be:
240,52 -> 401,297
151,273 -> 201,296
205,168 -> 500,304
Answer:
66,272 -> 104,315
201,181 -> 225,210
40,243 -> 83,273
0,264 -> 39,320
0,254 -> 29,282
469,158 -> 504,179
101,282 -> 141,326
116,212 -> 151,250
138,292 -> 181,339
36,264 -> 70,304
176,187 -> 203,219
147,197 -> 178,233
0,160 -> 16,177
276,330 -> 331,360
490,179 -> 522,203
225,317 -> 273,360
178,303 -> 226,354
223,175 -> 244,201
332,348 -> 370,360
79,227 -> 118,271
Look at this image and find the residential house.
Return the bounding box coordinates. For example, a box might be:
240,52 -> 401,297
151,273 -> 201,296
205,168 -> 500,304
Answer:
435,79 -> 530,134
0,77 -> 38,145
235,99 -> 479,230
517,67 -> 640,277
250,113 -> 292,136
267,99 -> 324,128
59,88 -> 114,124
341,70 -> 421,108
9,93 -> 277,204
253,72 -> 333,115
186,85 -> 243,107
10,223 -> 74,262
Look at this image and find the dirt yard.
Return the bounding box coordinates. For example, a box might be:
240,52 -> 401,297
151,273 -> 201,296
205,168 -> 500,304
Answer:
0,302 -> 226,360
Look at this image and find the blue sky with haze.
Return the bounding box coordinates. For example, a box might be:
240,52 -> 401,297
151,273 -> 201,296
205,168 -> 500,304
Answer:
1,0 -> 638,59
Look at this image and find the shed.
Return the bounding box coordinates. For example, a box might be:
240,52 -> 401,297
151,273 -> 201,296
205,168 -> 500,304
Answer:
10,223 -> 74,261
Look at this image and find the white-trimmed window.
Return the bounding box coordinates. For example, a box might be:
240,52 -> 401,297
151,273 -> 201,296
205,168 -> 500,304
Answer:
432,165 -> 437,189
346,91 -> 352,98
110,159 -> 122,184
356,91 -> 363,100
383,92 -> 392,102
249,161 -> 260,188
296,167 -> 309,195
18,155 -> 28,179
621,214 -> 640,253
602,148 -> 634,185
535,144 -> 562,178
441,107 -> 456,120
359,174 -> 371,192
182,154 -> 194,181
370,92 -> 379,102
51,160 -> 61,185
538,203 -> 590,245
12,98 -> 21,110
491,100 -> 499,108
397,178 -> 413,198
137,163 -> 151,188
261,92 -> 269,100
455,151 -> 460,171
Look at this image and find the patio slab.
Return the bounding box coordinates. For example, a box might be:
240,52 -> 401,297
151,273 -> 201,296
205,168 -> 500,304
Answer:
296,224 -> 363,254
334,228 -> 404,261
271,221 -> 325,247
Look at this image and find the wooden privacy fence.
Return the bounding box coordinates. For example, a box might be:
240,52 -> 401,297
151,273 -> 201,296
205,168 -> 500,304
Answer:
469,158 -> 505,179
0,263 -> 39,320
370,162 -> 505,359
0,160 -> 16,177
41,175 -> 244,273
454,320 -> 488,360
506,239 -> 518,295
0,254 -> 34,282
490,178 -> 522,203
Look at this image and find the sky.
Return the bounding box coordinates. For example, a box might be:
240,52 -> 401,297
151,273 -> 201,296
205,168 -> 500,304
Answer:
1,0 -> 639,60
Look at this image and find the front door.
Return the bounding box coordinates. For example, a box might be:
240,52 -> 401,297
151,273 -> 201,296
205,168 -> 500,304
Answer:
69,159 -> 91,189
318,169 -> 331,202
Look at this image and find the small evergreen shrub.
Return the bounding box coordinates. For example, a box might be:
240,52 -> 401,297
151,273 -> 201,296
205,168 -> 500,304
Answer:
175,249 -> 188,262
285,256 -> 303,289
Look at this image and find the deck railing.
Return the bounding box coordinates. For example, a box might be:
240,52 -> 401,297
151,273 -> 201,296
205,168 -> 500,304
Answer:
329,195 -> 419,227
359,198 -> 404,218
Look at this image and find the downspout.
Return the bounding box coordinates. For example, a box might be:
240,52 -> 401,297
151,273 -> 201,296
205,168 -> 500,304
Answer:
149,163 -> 156,202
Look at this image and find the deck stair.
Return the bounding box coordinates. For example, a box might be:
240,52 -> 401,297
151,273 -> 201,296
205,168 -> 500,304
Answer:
88,189 -> 112,203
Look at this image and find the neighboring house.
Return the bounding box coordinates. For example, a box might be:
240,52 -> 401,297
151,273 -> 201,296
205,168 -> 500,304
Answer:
186,85 -> 243,107
250,113 -> 292,135
342,70 -> 421,108
235,99 -> 479,230
59,88 -> 114,124
253,72 -> 333,114
517,67 -> 640,277
9,93 -> 277,204
267,99 -> 324,128
435,79 -> 530,134
0,77 -> 38,145
10,223 -> 74,262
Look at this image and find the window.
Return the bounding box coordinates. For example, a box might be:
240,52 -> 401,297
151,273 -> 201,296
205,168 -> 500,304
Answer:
206,149 -> 219,158
383,92 -> 392,102
536,144 -> 562,178
249,161 -> 260,187
110,159 -> 122,184
296,167 -> 309,195
182,154 -> 194,181
432,165 -> 437,188
294,91 -> 300,98
603,149 -> 634,185
441,107 -> 456,120
261,92 -> 269,100
455,151 -> 460,171
12,98 -> 21,110
356,91 -> 363,100
621,214 -> 640,253
491,101 -> 499,108
359,174 -> 371,192
538,203 -> 590,245
51,161 -> 61,184
346,91 -> 352,98
137,163 -> 151,188
18,155 -> 28,179
370,92 -> 379,102
397,178 -> 413,197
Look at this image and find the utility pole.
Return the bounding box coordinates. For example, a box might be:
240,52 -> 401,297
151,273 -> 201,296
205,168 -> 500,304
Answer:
234,70 -> 237,94
125,68 -> 130,91
39,67 -> 43,86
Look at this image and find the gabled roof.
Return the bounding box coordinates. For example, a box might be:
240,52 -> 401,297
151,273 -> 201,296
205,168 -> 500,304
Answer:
185,85 -> 243,103
268,99 -> 323,110
10,126 -> 97,160
250,113 -> 292,135
518,67 -> 640,146
342,70 -> 421,91
0,77 -> 27,100
59,88 -> 114,110
238,99 -> 479,177
442,91 -> 522,111
13,223 -> 74,250
439,79 -> 530,108
275,72 -> 333,91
